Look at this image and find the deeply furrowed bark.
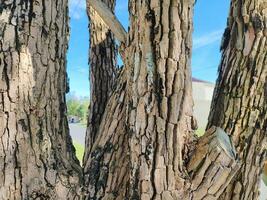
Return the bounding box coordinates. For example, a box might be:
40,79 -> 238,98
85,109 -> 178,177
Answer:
83,0 -> 117,164
0,1 -> 82,199
2,0 -> 263,199
83,0 -> 196,198
207,0 -> 267,199
83,0 -> 240,199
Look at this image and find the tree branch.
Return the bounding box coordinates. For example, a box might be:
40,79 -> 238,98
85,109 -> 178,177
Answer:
188,127 -> 240,200
87,0 -> 127,43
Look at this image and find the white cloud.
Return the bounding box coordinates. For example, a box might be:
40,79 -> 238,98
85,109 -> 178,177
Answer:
69,0 -> 86,19
193,30 -> 224,49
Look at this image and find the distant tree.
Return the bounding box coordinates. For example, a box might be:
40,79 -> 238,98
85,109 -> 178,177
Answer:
76,104 -> 86,121
67,100 -> 80,116
67,99 -> 89,123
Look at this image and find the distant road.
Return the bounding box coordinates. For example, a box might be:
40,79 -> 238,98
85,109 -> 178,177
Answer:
69,123 -> 86,145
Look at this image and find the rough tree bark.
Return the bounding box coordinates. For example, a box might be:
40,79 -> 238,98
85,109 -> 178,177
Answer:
0,1 -> 82,199
83,0 -> 240,199
83,0 -> 118,164
207,0 -> 267,199
2,0 -> 264,199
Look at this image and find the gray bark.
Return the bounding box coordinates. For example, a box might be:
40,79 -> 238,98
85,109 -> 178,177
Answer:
207,0 -> 267,199
83,0 -> 117,164
0,0 -> 82,199
83,1 -> 239,199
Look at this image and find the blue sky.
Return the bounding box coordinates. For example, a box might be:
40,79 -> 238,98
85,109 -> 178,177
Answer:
67,0 -> 230,97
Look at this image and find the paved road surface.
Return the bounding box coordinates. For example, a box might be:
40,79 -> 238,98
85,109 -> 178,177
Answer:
69,123 -> 86,145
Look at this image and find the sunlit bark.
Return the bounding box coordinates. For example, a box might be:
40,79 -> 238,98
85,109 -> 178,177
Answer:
208,0 -> 267,199
83,0 -> 117,164
83,1 -> 240,199
0,1 -> 82,199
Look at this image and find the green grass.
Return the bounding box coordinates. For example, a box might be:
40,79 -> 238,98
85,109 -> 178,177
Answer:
263,174 -> 267,186
78,122 -> 87,127
73,141 -> 85,164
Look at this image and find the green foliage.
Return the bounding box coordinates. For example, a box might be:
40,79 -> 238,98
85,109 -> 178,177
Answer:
196,128 -> 205,137
67,98 -> 89,124
73,141 -> 85,164
263,174 -> 267,186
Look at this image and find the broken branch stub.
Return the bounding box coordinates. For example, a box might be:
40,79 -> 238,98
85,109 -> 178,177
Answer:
88,0 -> 127,43
188,127 -> 240,200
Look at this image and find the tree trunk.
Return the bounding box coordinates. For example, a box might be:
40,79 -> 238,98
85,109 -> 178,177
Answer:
0,1 -> 82,199
207,0 -> 267,199
83,1 -> 240,199
83,0 -> 117,164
